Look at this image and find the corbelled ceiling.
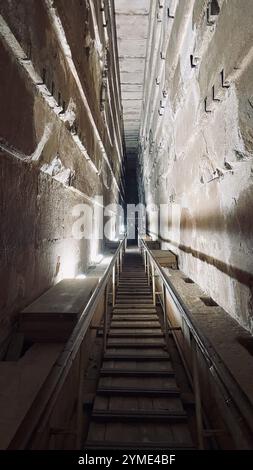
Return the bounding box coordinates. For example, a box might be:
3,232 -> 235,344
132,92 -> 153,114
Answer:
115,0 -> 150,154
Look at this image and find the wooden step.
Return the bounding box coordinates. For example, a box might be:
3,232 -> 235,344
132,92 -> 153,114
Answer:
102,359 -> 172,370
119,280 -> 148,284
116,294 -> 153,304
94,395 -> 185,417
100,369 -> 174,377
117,287 -> 151,291
99,332 -> 164,338
96,386 -> 180,397
113,304 -> 157,315
85,440 -> 194,450
110,321 -> 161,328
120,277 -> 147,281
87,421 -> 193,447
119,281 -> 148,284
98,374 -> 177,391
103,353 -> 170,361
116,298 -> 153,302
112,315 -> 158,321
120,272 -> 146,275
107,338 -> 166,347
117,291 -> 151,295
114,304 -> 155,309
106,330 -> 163,337
117,292 -> 152,296
105,347 -> 168,356
91,410 -> 187,423
118,285 -> 148,289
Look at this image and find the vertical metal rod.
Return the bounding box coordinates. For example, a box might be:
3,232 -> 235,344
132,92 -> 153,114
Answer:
112,265 -> 116,307
192,339 -> 204,450
75,341 -> 85,449
117,254 -> 120,286
144,250 -> 147,273
147,257 -> 150,285
125,236 -> 127,251
103,284 -> 109,353
152,263 -> 156,306
120,248 -> 123,273
162,283 -> 169,346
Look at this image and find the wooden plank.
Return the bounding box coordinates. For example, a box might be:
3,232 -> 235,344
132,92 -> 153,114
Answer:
116,299 -> 153,303
107,338 -> 166,347
114,304 -> 155,309
107,328 -> 163,336
92,410 -> 187,423
103,353 -> 170,361
110,321 -> 161,328
98,376 -> 177,389
85,439 -> 194,449
105,347 -> 168,356
112,308 -> 157,314
102,360 -> 173,372
112,314 -> 158,320
96,387 -> 180,397
100,369 -> 174,377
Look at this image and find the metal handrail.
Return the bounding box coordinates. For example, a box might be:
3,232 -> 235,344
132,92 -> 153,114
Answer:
9,235 -> 127,449
139,235 -> 253,448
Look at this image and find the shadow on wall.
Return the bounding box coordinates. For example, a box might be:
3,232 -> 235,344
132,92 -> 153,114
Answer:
155,234 -> 253,290
149,184 -> 253,291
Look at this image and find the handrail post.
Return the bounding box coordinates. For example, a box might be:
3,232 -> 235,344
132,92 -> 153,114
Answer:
112,265 -> 116,307
147,257 -> 150,285
103,283 -> 109,353
117,253 -> 120,286
192,338 -> 204,449
120,247 -> 123,273
162,282 -> 169,347
144,250 -> 147,273
152,262 -> 156,306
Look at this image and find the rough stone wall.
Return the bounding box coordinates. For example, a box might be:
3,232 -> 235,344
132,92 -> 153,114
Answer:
139,0 -> 253,333
0,0 -> 124,341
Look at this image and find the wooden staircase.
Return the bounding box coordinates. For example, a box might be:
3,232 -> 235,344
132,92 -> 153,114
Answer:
85,249 -> 194,450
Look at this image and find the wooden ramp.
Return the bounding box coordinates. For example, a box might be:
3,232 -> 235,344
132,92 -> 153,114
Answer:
85,250 -> 194,450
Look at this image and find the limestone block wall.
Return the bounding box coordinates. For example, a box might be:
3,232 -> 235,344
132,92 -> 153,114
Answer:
0,0 -> 124,341
139,0 -> 253,332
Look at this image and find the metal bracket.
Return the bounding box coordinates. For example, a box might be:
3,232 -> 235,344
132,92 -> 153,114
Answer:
157,12 -> 162,22
212,85 -> 220,102
221,70 -> 230,88
204,97 -> 212,113
167,8 -> 175,18
190,54 -> 200,68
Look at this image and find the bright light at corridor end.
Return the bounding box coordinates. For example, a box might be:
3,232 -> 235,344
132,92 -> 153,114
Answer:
76,274 -> 87,279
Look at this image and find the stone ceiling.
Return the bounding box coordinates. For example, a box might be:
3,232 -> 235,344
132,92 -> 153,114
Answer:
114,0 -> 150,154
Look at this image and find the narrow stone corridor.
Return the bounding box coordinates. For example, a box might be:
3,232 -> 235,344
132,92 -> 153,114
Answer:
0,0 -> 253,454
